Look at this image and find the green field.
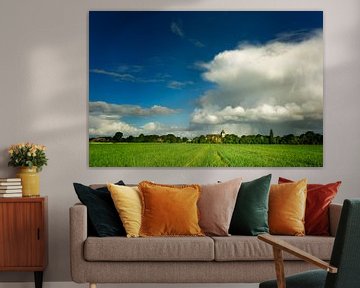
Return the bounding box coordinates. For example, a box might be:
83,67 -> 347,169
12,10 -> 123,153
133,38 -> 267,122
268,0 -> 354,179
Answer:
89,143 -> 323,167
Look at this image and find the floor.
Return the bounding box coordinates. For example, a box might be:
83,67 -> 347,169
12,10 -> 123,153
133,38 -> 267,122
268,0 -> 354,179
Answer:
0,283 -> 259,288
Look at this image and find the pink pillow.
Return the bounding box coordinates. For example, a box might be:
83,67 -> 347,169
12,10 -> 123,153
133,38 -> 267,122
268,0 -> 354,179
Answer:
198,178 -> 242,236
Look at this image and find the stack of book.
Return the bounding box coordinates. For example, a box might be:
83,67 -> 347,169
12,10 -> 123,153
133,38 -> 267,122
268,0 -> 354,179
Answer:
0,178 -> 22,197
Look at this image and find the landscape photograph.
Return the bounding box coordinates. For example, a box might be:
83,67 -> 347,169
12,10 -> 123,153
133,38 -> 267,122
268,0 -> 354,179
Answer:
89,11 -> 323,167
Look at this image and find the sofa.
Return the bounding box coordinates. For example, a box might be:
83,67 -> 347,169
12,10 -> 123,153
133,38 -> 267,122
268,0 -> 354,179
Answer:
70,201 -> 342,287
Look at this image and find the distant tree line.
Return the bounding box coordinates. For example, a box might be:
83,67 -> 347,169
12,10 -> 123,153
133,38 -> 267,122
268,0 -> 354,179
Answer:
90,130 -> 323,145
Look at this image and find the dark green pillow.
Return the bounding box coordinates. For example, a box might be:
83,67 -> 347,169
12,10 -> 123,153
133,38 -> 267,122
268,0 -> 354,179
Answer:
229,174 -> 272,236
73,181 -> 126,237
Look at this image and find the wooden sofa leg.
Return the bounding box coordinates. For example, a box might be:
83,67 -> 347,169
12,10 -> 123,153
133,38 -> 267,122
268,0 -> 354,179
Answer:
89,283 -> 96,288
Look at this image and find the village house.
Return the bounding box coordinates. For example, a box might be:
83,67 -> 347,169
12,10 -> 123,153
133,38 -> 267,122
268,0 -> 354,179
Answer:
206,130 -> 226,143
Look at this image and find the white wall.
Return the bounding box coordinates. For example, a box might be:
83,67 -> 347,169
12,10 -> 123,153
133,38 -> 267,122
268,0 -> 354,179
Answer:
0,0 -> 359,283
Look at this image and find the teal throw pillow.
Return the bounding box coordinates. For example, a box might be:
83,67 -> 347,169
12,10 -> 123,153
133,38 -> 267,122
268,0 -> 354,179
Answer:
229,174 -> 272,236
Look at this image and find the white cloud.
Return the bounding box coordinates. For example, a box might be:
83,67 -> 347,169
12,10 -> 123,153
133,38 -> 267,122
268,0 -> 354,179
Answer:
167,80 -> 194,90
141,121 -> 176,133
189,38 -> 205,48
191,103 -> 306,125
90,118 -> 194,138
90,69 -> 135,82
171,22 -> 184,38
89,115 -> 139,137
142,122 -> 160,131
170,21 -> 205,48
89,101 -> 180,137
192,31 -> 323,135
89,101 -> 178,117
140,122 -> 198,138
116,64 -> 143,73
90,68 -> 166,83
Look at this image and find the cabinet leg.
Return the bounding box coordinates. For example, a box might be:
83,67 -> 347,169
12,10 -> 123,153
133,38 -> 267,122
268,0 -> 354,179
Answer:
34,271 -> 43,288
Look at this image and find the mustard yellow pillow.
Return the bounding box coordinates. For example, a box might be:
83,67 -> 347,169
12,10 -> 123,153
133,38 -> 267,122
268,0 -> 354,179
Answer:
138,181 -> 204,237
269,179 -> 307,236
107,183 -> 142,238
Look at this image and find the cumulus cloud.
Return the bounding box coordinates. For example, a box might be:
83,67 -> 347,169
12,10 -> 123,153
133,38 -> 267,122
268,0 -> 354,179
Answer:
89,101 -> 180,137
89,116 -> 194,138
142,122 -> 160,131
89,115 -> 139,137
191,31 -> 323,135
141,122 -> 198,138
192,103 -> 310,125
141,121 -> 179,133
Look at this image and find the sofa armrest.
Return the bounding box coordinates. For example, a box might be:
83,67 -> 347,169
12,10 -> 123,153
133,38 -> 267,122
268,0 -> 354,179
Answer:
69,203 -> 88,283
329,203 -> 342,237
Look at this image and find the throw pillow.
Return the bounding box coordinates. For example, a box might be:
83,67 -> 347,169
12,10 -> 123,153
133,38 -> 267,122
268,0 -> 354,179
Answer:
279,177 -> 341,236
269,179 -> 307,236
229,174 -> 272,236
107,183 -> 142,238
198,178 -> 242,236
138,181 -> 203,237
73,181 -> 126,237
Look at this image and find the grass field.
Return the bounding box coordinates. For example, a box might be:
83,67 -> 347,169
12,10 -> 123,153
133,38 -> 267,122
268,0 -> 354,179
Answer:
89,143 -> 323,167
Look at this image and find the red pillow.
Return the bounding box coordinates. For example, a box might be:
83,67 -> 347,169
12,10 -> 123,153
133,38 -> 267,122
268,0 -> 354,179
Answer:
278,177 -> 341,236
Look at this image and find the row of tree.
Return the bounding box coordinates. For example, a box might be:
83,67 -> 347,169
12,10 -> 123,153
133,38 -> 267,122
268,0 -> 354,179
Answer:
90,130 -> 323,145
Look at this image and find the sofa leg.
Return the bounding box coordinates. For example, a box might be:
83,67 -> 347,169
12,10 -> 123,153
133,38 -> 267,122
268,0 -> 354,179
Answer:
89,283 -> 96,288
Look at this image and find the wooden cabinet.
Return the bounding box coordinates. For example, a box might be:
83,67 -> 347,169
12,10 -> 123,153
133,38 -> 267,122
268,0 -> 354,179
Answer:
0,197 -> 47,288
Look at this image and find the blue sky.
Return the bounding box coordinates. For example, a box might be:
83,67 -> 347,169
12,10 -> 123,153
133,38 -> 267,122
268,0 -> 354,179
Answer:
89,11 -> 323,138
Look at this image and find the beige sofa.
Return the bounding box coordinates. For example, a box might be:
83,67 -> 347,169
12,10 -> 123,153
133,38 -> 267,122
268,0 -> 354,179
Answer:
70,203 -> 342,287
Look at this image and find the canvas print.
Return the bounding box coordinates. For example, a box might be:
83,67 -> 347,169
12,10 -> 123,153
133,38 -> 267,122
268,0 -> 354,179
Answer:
89,11 -> 323,167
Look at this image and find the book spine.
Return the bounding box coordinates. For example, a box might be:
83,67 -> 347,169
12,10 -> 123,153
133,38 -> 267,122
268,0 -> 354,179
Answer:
0,178 -> 21,182
0,183 -> 22,186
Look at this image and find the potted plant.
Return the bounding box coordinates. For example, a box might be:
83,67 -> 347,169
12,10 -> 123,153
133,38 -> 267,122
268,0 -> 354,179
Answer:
8,143 -> 48,197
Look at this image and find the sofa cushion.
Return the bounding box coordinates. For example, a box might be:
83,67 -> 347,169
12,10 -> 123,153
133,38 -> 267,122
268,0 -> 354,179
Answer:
269,179 -> 307,236
108,184 -> 142,238
84,236 -> 214,261
139,181 -> 203,237
279,177 -> 341,236
198,178 -> 242,236
73,181 -> 126,237
229,174 -> 271,236
212,236 -> 334,261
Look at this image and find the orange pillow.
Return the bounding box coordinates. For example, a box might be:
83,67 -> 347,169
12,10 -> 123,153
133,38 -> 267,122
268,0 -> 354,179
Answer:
278,177 -> 341,236
138,181 -> 204,237
269,179 -> 307,236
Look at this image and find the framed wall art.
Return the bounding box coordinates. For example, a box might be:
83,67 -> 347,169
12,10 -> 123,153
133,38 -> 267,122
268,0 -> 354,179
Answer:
89,11 -> 323,167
